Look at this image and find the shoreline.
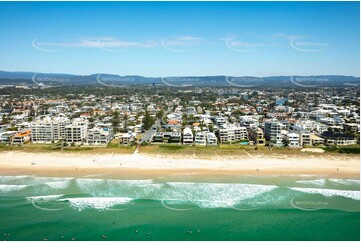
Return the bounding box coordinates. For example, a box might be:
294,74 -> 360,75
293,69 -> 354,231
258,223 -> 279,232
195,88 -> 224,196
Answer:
0,151 -> 359,179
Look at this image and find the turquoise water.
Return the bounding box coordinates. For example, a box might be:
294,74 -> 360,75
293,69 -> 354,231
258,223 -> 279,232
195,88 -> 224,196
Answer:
0,174 -> 359,240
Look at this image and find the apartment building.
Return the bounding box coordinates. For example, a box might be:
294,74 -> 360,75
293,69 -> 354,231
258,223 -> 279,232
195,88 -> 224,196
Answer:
289,123 -> 312,146
218,124 -> 248,143
215,117 -> 227,127
194,132 -> 207,146
206,132 -> 218,146
152,132 -> 165,142
264,121 -> 285,146
169,132 -> 181,143
30,117 -> 70,143
87,127 -> 113,145
286,132 -> 300,147
249,127 -> 266,145
64,120 -> 88,144
182,127 -> 194,145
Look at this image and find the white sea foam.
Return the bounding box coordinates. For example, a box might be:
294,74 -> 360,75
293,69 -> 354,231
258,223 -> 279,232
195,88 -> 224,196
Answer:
0,184 -> 28,193
26,194 -> 64,202
45,180 -> 70,189
58,197 -> 133,211
295,179 -> 326,187
0,175 -> 29,182
164,183 -> 277,208
289,187 -> 360,200
329,179 -> 360,186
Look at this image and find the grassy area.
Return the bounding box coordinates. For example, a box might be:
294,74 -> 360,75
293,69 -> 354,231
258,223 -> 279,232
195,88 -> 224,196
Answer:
0,141 -> 136,154
322,145 -> 360,154
1,141 -> 359,156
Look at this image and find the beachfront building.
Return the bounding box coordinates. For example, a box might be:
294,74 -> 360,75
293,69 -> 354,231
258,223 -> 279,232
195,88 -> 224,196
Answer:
321,131 -> 357,146
169,132 -> 181,143
264,120 -> 285,146
218,124 -> 248,143
289,123 -> 312,146
206,132 -> 218,146
64,120 -> 88,144
194,132 -> 207,146
310,134 -> 324,146
30,117 -> 70,143
86,127 -> 113,145
120,132 -> 136,145
11,130 -> 31,145
182,127 -> 194,145
0,131 -> 17,143
286,132 -> 300,147
152,132 -> 165,143
249,127 -> 266,145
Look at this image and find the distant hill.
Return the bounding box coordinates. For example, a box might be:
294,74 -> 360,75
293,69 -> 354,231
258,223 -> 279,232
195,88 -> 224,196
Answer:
0,71 -> 359,87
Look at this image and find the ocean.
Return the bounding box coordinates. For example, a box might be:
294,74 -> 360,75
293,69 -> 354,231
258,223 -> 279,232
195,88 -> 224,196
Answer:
0,174 -> 359,241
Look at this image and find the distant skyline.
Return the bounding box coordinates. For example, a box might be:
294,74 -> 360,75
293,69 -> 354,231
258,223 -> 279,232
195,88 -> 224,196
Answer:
0,1 -> 359,77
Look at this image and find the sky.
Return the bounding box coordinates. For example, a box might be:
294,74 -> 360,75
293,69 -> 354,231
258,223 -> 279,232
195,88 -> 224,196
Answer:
0,1 -> 359,77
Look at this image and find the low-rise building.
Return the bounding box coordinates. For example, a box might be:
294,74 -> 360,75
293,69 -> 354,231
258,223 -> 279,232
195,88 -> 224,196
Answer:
206,132 -> 218,146
11,130 -> 31,145
121,132 -> 136,145
169,132 -> 181,143
87,127 -> 113,145
286,132 -> 299,147
152,132 -> 165,142
182,127 -> 194,145
194,132 -> 207,146
249,127 -> 266,145
0,131 -> 17,143
321,131 -> 357,146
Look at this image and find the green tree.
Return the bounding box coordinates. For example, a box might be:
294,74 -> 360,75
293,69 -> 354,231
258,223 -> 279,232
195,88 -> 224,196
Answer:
111,111 -> 120,133
143,110 -> 155,130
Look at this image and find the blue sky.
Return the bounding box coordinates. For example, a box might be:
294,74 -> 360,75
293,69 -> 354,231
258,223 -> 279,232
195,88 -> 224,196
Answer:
0,1 -> 359,77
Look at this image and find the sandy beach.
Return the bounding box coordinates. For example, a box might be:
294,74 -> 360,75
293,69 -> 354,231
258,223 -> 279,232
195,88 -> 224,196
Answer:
0,151 -> 359,179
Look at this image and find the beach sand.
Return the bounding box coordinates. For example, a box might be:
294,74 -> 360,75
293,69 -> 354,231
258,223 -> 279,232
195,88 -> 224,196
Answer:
0,150 -> 359,179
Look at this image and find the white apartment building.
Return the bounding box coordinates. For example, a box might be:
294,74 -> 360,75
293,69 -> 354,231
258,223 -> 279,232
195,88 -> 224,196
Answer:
286,132 -> 300,147
64,120 -> 88,144
194,132 -> 207,146
30,117 -> 70,143
215,117 -> 227,127
206,132 -> 218,146
87,127 -> 113,145
218,124 -> 248,143
182,127 -> 194,145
